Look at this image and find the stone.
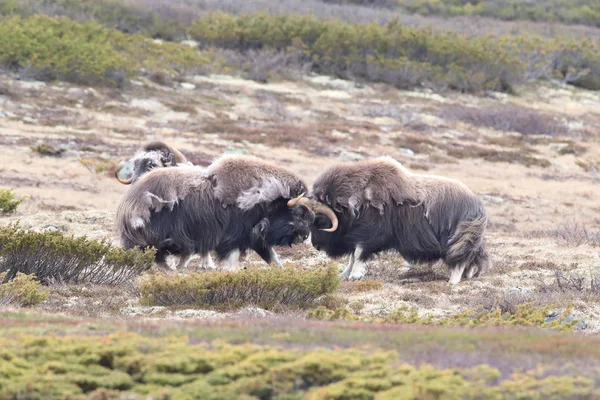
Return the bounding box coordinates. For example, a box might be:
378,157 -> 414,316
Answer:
180,82 -> 196,90
399,148 -> 415,157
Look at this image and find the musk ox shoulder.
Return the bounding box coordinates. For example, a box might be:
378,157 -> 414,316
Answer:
289,156 -> 490,284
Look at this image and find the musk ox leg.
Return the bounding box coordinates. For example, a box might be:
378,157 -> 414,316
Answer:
174,254 -> 192,270
223,249 -> 241,271
339,252 -> 356,280
348,246 -> 368,280
269,248 -> 283,268
198,254 -> 216,270
448,263 -> 467,285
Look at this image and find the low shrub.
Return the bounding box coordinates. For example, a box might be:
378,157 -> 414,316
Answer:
1,330 -> 599,399
0,0 -> 187,40
0,15 -> 204,86
310,302 -> 579,331
30,143 -> 65,156
394,0 -> 600,28
139,264 -> 339,310
0,224 -> 154,285
0,272 -> 48,306
187,12 -> 600,92
550,222 -> 600,247
438,104 -> 570,136
0,189 -> 24,216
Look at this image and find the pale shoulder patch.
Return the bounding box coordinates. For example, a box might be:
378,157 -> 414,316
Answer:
236,176 -> 291,210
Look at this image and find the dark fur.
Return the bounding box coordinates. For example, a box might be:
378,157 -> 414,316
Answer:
116,159 -> 310,266
307,157 -> 490,280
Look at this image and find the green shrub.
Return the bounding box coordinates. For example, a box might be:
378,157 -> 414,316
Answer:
1,331 -> 600,399
0,189 -> 23,216
30,143 -> 65,156
0,0 -> 187,40
188,12 -> 525,92
0,15 -> 204,86
188,12 -> 600,92
0,272 -> 48,306
393,0 -> 600,28
310,302 -> 579,331
0,224 -> 154,285
139,264 -> 340,310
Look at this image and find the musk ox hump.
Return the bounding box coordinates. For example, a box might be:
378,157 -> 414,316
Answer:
313,156 -> 419,215
207,154 -> 307,209
119,166 -> 206,228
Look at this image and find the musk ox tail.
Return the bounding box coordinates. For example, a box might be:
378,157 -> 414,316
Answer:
444,216 -> 491,282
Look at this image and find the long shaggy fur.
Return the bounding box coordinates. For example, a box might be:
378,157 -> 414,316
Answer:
309,156 -> 490,282
127,141 -> 193,184
115,155 -> 310,267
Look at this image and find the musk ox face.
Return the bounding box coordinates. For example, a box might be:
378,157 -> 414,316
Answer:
290,205 -> 316,244
309,213 -> 335,251
115,142 -> 190,185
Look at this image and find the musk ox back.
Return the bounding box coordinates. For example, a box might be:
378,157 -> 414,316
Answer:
289,157 -> 490,284
116,155 -> 312,270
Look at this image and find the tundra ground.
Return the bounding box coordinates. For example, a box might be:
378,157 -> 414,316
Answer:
1,72 -> 599,332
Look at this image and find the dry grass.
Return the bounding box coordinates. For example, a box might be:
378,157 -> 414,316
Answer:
438,105 -> 571,136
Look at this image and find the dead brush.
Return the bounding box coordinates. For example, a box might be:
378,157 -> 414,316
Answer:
551,222 -> 600,247
541,271 -> 600,298
438,105 -> 570,136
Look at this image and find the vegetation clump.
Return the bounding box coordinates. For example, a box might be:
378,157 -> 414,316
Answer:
310,302 -> 579,331
0,224 -> 154,285
0,329 -> 599,399
0,189 -> 23,216
187,12 -> 600,92
139,264 -> 339,310
0,272 -> 48,306
0,15 -> 203,86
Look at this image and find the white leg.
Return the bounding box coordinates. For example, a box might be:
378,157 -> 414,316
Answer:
464,264 -> 478,279
223,249 -> 241,271
155,260 -> 173,273
340,250 -> 356,280
199,254 -> 216,270
449,263 -> 467,284
348,246 -> 368,280
175,254 -> 192,270
269,248 -> 283,268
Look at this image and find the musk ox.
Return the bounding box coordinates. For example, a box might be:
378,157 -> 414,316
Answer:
114,141 -> 216,269
115,141 -> 192,185
288,156 -> 490,284
115,154 -> 313,271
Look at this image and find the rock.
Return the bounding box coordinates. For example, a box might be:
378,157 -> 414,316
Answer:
399,148 -> 415,157
576,320 -> 588,330
180,82 -> 196,90
338,150 -> 364,161
42,225 -> 60,232
224,147 -> 250,155
172,309 -> 222,319
0,112 -> 6,118
481,195 -> 505,205
506,286 -> 531,295
180,40 -> 199,48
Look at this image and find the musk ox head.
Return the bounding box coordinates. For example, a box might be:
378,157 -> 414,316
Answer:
287,193 -> 338,249
115,141 -> 190,185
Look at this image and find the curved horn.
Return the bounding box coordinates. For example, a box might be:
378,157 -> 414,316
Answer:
288,194 -> 338,232
115,170 -> 133,185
